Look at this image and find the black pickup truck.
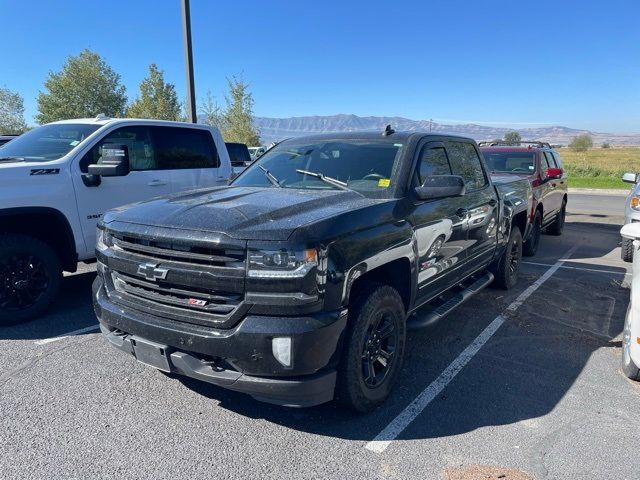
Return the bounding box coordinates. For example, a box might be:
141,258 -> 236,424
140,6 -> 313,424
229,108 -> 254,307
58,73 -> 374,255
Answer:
93,129 -> 531,411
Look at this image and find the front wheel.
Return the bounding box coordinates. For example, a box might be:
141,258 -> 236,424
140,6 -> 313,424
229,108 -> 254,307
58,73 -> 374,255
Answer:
523,211 -> 542,257
546,200 -> 566,236
0,234 -> 62,326
335,284 -> 406,412
491,226 -> 522,290
621,237 -> 634,263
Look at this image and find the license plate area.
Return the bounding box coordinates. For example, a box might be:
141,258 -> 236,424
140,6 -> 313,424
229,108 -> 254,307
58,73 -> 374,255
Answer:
131,337 -> 171,372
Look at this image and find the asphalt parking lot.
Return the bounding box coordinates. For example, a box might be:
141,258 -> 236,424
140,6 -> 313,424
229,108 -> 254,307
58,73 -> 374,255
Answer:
1,193 -> 638,480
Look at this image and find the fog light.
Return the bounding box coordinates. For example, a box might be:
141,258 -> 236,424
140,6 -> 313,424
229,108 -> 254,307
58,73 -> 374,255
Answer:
272,337 -> 292,367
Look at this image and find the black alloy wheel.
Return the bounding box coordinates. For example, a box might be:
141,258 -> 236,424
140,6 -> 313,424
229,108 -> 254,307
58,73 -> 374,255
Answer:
336,284 -> 406,412
0,234 -> 62,326
362,312 -> 398,388
0,254 -> 50,311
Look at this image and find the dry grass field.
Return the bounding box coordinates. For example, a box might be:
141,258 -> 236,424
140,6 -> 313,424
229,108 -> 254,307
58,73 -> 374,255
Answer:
558,146 -> 640,189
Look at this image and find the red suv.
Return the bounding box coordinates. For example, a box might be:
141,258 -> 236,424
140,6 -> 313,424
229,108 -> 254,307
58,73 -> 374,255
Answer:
479,141 -> 568,256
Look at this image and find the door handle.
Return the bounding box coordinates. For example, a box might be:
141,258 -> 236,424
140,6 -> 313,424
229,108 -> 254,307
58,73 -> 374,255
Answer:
456,208 -> 468,218
148,179 -> 167,187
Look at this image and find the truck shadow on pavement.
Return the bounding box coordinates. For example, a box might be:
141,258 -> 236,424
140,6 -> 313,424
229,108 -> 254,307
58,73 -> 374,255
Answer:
178,220 -> 631,442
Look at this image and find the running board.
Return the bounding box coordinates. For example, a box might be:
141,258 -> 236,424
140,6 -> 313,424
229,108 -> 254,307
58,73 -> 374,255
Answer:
407,272 -> 494,330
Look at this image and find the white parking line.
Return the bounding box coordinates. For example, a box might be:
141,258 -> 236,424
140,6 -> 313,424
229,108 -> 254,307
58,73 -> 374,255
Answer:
365,244 -> 579,454
522,261 -> 630,276
35,324 -> 100,345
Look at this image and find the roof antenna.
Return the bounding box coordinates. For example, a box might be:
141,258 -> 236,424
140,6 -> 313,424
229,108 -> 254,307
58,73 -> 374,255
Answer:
383,124 -> 395,136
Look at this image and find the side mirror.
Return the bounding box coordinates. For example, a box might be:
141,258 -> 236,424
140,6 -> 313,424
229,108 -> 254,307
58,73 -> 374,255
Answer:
87,144 -> 130,177
622,172 -> 638,184
415,175 -> 466,201
545,167 -> 563,180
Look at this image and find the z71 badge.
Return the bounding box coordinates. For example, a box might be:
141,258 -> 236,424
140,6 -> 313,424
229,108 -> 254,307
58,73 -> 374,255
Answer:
30,168 -> 60,175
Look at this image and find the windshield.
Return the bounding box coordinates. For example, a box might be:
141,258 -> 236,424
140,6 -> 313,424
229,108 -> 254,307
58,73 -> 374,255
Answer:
232,139 -> 404,198
483,151 -> 536,174
0,123 -> 100,161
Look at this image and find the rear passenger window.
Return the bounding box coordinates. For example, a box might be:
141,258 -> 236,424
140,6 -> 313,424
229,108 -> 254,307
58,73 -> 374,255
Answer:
417,146 -> 451,185
446,142 -> 487,191
151,127 -> 219,169
551,151 -> 564,169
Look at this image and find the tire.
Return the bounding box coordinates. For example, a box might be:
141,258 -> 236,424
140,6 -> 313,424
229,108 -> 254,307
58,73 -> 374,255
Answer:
546,199 -> 566,236
0,234 -> 62,326
335,284 -> 406,412
622,304 -> 640,381
522,211 -> 542,257
621,237 -> 634,263
491,226 -> 523,290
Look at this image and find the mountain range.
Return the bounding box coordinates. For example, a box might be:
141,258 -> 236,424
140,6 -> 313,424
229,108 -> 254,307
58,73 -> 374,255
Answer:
253,114 -> 640,145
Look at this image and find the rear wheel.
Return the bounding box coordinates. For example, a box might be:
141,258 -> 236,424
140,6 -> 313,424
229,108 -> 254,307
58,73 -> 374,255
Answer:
546,200 -> 566,236
335,284 -> 406,412
0,234 -> 62,326
523,211 -> 542,257
621,237 -> 634,263
491,226 -> 522,290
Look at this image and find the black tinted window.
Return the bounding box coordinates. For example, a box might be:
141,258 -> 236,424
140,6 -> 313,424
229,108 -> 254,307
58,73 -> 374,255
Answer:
447,142 -> 487,191
226,142 -> 251,167
80,126 -> 155,172
417,146 -> 451,184
151,127 -> 219,169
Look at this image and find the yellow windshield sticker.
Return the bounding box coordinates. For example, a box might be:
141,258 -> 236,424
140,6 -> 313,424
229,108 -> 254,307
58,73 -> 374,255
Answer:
378,178 -> 391,188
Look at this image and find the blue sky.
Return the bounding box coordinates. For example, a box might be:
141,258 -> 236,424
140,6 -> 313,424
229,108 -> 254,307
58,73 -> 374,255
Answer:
2,0 -> 639,132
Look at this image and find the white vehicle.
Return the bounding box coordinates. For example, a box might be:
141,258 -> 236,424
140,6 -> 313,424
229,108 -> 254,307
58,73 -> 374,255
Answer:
0,116 -> 232,324
248,146 -> 266,160
621,223 -> 640,380
621,172 -> 640,261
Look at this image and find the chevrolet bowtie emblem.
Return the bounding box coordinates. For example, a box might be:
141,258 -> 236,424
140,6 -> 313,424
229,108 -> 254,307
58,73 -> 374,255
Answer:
137,263 -> 169,281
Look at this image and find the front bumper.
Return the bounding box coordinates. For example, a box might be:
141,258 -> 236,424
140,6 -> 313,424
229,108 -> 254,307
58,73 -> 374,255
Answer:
93,277 -> 348,407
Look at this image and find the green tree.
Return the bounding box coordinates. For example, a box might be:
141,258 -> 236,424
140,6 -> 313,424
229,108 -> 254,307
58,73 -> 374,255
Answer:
220,77 -> 260,145
36,49 -> 127,123
0,87 -> 27,133
127,64 -> 181,120
601,142 -> 611,149
503,131 -> 521,144
199,90 -> 223,129
569,134 -> 593,152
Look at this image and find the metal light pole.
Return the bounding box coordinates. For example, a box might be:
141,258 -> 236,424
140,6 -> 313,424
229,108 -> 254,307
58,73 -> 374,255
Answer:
181,0 -> 197,123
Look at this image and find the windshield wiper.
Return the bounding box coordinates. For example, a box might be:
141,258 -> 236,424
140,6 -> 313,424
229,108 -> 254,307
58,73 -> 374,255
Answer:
0,157 -> 25,163
295,169 -> 352,191
258,165 -> 281,187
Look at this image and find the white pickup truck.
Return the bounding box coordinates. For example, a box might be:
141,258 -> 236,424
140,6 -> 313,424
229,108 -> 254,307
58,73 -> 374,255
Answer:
0,116 -> 232,325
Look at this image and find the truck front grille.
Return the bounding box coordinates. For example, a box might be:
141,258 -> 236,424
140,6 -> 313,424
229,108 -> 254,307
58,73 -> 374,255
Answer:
103,230 -> 247,328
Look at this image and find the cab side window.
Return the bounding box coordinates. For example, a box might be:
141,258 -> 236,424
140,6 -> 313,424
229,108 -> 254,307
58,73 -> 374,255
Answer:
540,152 -> 553,179
416,145 -> 451,185
80,126 -> 155,173
551,151 -> 564,169
446,141 -> 487,191
151,126 -> 219,169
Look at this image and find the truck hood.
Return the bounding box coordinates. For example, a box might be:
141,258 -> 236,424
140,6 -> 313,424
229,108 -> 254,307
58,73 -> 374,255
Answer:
103,186 -> 383,241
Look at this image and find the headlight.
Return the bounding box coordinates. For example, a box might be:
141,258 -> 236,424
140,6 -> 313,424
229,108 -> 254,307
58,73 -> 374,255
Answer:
96,227 -> 112,252
248,248 -> 317,278
632,197 -> 640,211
